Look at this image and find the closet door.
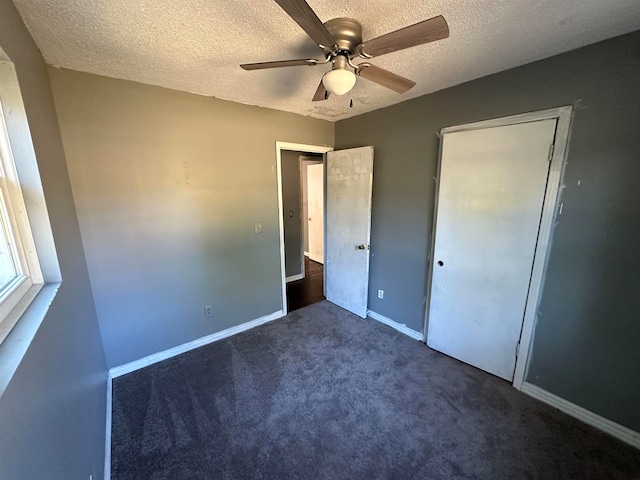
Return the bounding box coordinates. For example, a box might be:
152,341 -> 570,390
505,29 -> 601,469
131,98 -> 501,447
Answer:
427,119 -> 557,380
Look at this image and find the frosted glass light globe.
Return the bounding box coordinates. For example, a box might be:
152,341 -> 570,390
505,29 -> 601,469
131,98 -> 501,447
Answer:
322,69 -> 357,96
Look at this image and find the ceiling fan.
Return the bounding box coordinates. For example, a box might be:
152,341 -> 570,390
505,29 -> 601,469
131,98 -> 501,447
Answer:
240,0 -> 449,101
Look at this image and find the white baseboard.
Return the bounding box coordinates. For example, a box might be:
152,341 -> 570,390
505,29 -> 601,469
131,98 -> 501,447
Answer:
109,310 -> 284,378
367,310 -> 423,341
521,382 -> 640,450
304,251 -> 310,257
104,372 -> 112,479
286,273 -> 304,283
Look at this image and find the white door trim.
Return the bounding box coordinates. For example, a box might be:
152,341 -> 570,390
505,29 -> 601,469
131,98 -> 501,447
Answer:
424,106 -> 574,390
286,273 -> 305,283
276,142 -> 333,315
305,161 -> 325,265
104,372 -> 112,480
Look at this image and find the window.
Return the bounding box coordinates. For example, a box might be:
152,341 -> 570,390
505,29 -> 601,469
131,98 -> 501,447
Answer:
0,100 -> 43,344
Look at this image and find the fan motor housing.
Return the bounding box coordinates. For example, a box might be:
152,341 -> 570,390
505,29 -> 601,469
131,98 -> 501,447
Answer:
324,18 -> 362,53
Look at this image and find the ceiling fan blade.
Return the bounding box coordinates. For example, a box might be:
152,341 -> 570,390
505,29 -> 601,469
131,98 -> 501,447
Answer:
358,15 -> 449,58
356,64 -> 416,93
312,80 -> 329,101
273,0 -> 337,51
240,58 -> 319,70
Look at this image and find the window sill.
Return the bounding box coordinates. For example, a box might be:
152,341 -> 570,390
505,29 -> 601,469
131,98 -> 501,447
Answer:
0,282 -> 60,398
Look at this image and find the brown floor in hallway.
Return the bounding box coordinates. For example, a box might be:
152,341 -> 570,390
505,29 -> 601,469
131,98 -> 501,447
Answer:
286,256 -> 324,312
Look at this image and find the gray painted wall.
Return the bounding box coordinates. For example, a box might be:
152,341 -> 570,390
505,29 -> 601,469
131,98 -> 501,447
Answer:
282,150 -> 304,278
0,2 -> 108,479
48,68 -> 334,368
336,31 -> 640,432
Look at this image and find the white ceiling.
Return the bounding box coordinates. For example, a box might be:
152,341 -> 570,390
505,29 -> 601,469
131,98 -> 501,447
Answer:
13,0 -> 640,121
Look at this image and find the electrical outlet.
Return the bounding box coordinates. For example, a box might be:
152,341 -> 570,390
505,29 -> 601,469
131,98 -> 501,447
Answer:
378,290 -> 384,299
204,305 -> 213,317
254,222 -> 263,234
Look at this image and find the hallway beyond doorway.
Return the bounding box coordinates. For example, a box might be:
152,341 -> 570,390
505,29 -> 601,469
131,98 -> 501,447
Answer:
287,257 -> 324,312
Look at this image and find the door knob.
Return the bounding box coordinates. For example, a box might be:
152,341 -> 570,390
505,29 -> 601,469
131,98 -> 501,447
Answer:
357,244 -> 367,250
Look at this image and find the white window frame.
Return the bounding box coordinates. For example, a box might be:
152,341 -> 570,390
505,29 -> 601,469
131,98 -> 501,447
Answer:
0,100 -> 43,345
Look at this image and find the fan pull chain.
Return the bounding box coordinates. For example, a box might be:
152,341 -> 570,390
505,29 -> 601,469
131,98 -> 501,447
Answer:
350,99 -> 353,108
325,91 -> 329,100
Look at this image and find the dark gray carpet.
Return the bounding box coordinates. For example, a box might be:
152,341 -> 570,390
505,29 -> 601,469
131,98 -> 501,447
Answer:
112,301 -> 640,479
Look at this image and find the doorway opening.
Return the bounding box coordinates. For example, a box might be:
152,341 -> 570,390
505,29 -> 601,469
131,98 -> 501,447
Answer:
276,142 -> 333,314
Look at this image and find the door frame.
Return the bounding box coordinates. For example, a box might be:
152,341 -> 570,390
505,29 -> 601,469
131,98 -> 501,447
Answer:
424,106 -> 573,390
302,158 -> 325,265
276,141 -> 333,315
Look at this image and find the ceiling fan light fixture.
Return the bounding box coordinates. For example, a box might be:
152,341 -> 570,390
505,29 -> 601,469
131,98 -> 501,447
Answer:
240,2 -> 449,102
322,68 -> 356,96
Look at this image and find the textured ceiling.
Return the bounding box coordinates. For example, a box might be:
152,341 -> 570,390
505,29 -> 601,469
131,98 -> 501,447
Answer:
13,0 -> 640,121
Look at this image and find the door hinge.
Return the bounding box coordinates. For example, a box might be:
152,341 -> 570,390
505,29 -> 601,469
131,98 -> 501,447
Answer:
547,143 -> 555,162
515,342 -> 520,357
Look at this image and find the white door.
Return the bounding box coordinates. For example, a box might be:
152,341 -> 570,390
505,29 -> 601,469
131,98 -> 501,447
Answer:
307,163 -> 324,264
325,146 -> 374,318
427,119 -> 557,380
